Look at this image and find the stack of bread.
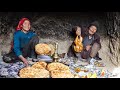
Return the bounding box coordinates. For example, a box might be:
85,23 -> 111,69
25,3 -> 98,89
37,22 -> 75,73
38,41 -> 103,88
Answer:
19,61 -> 49,78
47,62 -> 74,78
19,61 -> 77,78
35,43 -> 52,55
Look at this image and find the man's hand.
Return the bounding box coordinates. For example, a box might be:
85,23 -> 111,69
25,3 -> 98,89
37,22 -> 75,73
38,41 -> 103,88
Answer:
86,45 -> 91,51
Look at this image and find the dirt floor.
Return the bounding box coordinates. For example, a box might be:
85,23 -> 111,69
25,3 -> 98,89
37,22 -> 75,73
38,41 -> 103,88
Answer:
39,37 -> 118,73
0,35 -> 119,78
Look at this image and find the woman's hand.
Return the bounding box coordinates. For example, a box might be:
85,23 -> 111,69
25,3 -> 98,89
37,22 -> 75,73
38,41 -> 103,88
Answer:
22,58 -> 29,67
19,55 -> 29,67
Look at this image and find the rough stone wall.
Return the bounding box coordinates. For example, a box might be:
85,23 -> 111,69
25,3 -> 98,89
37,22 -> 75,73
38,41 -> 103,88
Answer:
105,12 -> 120,66
0,12 -> 107,57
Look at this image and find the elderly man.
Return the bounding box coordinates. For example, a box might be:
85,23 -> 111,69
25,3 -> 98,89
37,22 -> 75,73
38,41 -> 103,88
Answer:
67,21 -> 102,62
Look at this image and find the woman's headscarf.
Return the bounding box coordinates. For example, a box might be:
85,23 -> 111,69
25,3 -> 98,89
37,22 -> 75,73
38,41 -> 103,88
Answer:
16,18 -> 30,31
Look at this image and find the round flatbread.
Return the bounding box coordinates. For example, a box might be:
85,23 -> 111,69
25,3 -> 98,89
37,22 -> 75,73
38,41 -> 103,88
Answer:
47,62 -> 69,71
35,43 -> 51,55
32,61 -> 47,69
19,67 -> 50,78
50,70 -> 74,78
48,44 -> 55,56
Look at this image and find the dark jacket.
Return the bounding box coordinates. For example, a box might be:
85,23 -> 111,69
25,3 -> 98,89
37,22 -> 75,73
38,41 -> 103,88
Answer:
81,27 -> 101,48
67,27 -> 101,58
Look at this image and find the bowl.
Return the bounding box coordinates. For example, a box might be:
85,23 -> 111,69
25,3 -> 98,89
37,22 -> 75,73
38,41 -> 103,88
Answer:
37,55 -> 53,62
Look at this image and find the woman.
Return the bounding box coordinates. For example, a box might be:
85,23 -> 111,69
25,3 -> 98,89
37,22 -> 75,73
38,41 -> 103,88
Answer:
3,18 -> 39,66
67,26 -> 83,58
